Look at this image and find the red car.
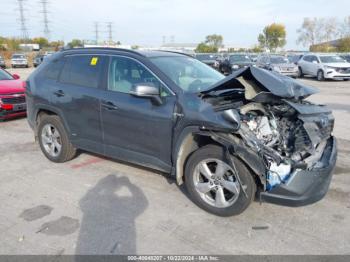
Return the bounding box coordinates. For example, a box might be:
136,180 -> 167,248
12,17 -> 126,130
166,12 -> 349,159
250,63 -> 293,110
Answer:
0,69 -> 26,120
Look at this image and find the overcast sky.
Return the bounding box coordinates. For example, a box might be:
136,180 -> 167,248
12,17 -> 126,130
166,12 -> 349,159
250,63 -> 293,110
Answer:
0,0 -> 349,49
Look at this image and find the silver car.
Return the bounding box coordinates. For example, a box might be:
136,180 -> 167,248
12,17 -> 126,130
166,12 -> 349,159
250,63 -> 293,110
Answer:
11,53 -> 29,68
256,55 -> 299,78
298,54 -> 350,81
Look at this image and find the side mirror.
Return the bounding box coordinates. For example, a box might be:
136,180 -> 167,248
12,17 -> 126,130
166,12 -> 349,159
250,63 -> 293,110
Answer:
130,83 -> 162,105
12,74 -> 20,80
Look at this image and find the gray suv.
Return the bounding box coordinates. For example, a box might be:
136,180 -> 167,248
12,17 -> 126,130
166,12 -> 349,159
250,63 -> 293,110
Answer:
26,48 -> 337,216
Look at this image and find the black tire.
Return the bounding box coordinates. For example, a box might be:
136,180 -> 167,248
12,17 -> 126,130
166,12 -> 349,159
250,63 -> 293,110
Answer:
297,67 -> 304,78
317,70 -> 325,81
37,114 -> 76,163
184,145 -> 256,217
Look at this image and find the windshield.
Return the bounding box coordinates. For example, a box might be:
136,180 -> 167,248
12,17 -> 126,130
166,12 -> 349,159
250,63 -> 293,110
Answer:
0,70 -> 13,81
229,55 -> 251,63
319,56 -> 346,63
150,56 -> 225,93
270,56 -> 289,64
12,55 -> 25,59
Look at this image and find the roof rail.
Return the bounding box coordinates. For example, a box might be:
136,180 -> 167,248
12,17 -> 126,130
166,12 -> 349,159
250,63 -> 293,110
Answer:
153,50 -> 194,57
59,47 -> 145,57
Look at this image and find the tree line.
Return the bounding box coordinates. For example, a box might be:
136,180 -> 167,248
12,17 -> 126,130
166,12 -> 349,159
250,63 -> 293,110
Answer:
196,16 -> 350,53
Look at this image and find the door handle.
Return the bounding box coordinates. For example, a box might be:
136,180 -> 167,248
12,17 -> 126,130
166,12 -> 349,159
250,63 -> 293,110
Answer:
54,90 -> 65,97
101,101 -> 118,110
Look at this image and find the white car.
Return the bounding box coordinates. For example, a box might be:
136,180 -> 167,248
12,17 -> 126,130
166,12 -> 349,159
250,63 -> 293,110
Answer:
11,54 -> 29,68
298,54 -> 350,81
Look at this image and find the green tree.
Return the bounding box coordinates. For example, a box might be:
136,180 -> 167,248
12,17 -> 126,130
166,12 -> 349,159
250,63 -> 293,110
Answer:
195,43 -> 218,53
68,39 -> 83,48
250,45 -> 263,53
258,23 -> 286,52
337,37 -> 350,52
50,40 -> 65,51
32,37 -> 49,47
205,34 -> 223,48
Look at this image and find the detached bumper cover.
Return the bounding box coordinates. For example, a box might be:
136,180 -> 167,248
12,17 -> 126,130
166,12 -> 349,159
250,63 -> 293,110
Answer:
260,136 -> 337,207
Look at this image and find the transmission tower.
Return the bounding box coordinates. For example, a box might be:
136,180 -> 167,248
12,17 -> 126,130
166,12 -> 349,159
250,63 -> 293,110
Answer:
94,22 -> 99,44
17,0 -> 29,40
106,22 -> 113,45
39,0 -> 50,40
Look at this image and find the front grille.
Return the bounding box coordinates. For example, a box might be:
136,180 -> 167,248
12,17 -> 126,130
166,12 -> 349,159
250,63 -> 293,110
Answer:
1,95 -> 25,104
335,67 -> 350,73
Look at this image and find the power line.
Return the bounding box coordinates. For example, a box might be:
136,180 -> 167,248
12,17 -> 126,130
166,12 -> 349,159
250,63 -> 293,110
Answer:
39,0 -> 50,40
94,22 -> 99,44
106,22 -> 113,45
17,0 -> 29,40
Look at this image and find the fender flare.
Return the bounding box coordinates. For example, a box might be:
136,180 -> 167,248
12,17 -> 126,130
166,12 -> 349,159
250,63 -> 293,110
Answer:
172,127 -> 267,189
33,104 -> 71,137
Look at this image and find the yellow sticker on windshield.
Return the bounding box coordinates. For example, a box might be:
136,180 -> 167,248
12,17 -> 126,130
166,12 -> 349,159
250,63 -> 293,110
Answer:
90,57 -> 98,66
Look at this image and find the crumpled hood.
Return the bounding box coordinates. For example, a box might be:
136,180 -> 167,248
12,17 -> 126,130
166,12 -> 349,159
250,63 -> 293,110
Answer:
202,66 -> 318,99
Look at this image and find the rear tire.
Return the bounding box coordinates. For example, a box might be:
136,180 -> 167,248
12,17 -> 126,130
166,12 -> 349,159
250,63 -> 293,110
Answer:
317,70 -> 325,81
37,114 -> 76,163
184,145 -> 256,216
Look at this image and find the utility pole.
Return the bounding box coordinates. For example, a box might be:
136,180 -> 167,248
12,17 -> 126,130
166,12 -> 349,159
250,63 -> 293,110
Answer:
17,0 -> 29,41
106,22 -> 113,46
39,0 -> 50,40
94,22 -> 99,45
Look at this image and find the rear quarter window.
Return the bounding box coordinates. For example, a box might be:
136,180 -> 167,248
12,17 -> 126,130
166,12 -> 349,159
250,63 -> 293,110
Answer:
59,55 -> 105,88
44,59 -> 65,80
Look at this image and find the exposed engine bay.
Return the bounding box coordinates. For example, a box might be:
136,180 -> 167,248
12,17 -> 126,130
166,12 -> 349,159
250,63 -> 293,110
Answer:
201,68 -> 334,190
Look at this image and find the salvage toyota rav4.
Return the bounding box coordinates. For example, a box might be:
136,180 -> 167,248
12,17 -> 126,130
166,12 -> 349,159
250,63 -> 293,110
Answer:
26,48 -> 337,216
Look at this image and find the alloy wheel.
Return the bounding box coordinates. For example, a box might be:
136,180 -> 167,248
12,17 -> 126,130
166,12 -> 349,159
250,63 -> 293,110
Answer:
193,159 -> 243,208
41,124 -> 62,157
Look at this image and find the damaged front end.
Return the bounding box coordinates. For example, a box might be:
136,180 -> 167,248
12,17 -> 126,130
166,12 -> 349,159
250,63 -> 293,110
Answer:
201,67 -> 337,206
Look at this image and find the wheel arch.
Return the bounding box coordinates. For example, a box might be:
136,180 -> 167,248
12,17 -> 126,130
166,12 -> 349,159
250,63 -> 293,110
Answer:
173,127 -> 220,185
173,128 -> 266,190
34,105 -> 71,138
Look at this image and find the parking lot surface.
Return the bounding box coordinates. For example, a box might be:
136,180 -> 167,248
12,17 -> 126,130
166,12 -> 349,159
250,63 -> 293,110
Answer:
1,68 -> 349,255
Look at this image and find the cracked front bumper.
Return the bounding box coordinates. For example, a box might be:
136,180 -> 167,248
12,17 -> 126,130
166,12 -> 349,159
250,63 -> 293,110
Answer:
260,136 -> 337,207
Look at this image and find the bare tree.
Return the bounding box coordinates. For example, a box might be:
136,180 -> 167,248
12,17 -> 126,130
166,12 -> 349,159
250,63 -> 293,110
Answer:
340,16 -> 350,37
322,17 -> 339,42
297,18 -> 324,47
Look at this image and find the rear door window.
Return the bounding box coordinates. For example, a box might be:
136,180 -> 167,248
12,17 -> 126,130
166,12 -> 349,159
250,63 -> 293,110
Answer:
59,55 -> 105,88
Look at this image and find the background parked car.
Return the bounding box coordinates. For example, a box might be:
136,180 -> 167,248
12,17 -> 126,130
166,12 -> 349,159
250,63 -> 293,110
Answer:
257,54 -> 299,77
11,53 -> 29,68
340,54 -> 350,63
0,56 -> 6,68
219,53 -> 254,75
195,53 -> 220,69
249,54 -> 258,62
0,68 -> 26,120
33,54 -> 45,67
287,54 -> 304,65
298,54 -> 350,81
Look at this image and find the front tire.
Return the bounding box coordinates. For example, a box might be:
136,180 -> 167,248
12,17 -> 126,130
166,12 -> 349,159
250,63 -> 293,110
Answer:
38,115 -> 76,163
317,70 -> 325,81
297,67 -> 304,78
184,145 -> 256,216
